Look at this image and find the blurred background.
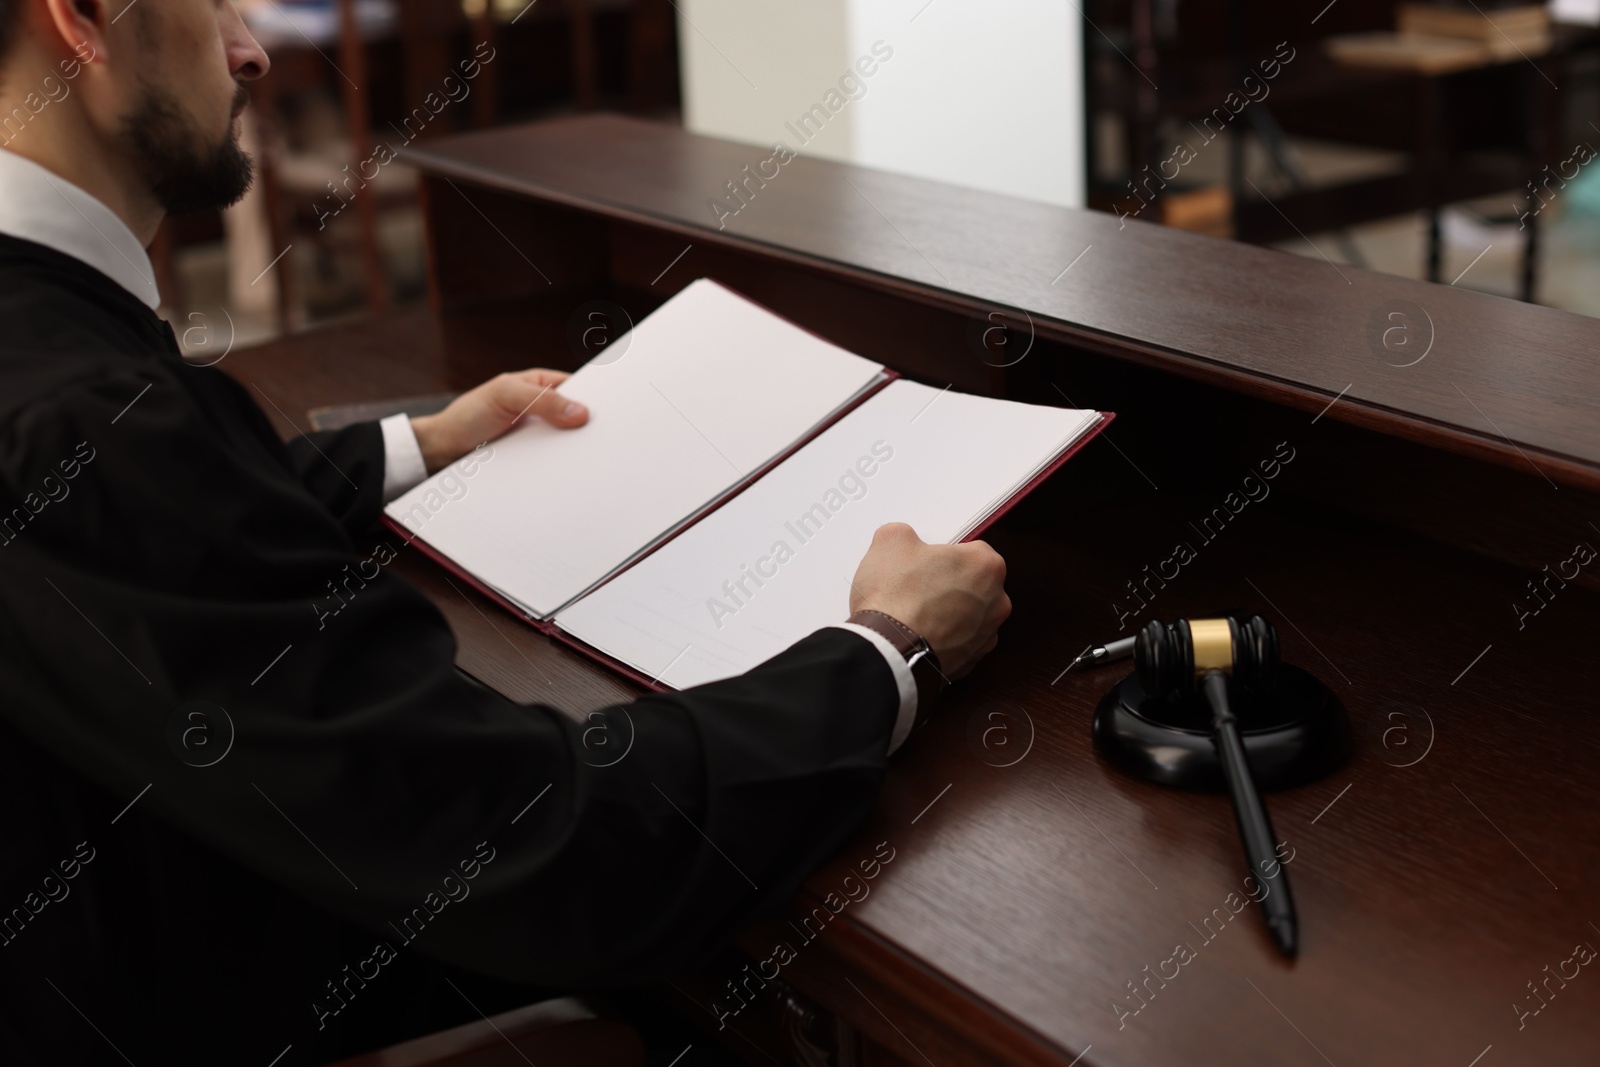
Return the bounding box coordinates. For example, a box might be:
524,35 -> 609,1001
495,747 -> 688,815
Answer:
175,0 -> 1600,355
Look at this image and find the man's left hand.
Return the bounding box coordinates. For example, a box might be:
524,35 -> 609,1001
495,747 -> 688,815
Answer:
409,369 -> 589,473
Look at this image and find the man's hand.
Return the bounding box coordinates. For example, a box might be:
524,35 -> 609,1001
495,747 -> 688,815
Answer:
848,523 -> 1010,680
409,370 -> 589,473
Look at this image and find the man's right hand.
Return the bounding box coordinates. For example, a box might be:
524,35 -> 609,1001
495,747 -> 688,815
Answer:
848,523 -> 1011,680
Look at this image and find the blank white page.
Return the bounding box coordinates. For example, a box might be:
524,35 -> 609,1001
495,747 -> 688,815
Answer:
384,279 -> 886,617
553,380 -> 1100,688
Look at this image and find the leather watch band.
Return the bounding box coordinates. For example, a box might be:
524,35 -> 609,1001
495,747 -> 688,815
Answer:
846,609 -> 947,725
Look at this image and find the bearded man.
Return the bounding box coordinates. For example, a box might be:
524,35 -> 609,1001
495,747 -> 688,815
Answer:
0,1 -> 1010,1063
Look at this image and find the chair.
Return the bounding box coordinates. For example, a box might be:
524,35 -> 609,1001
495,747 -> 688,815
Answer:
245,0 -> 412,331
157,1 -> 675,330
318,996 -> 645,1067
245,0 -> 622,332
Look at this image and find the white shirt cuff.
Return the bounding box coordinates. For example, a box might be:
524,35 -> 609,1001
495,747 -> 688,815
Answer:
829,623 -> 918,755
379,414 -> 429,503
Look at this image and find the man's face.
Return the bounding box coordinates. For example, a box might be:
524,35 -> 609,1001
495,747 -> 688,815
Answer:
119,1 -> 267,214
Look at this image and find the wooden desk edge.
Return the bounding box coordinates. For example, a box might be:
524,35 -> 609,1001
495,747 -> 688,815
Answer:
777,886 -> 1086,1067
397,139 -> 1600,495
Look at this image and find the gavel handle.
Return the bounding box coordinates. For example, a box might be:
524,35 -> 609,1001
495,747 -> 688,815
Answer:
1202,669 -> 1299,958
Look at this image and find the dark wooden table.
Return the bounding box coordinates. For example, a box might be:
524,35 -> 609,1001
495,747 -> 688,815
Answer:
226,114 -> 1600,1067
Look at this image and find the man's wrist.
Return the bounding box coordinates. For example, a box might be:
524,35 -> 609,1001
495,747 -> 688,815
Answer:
379,414 -> 429,501
830,622 -> 918,754
845,610 -> 947,732
406,413 -> 455,475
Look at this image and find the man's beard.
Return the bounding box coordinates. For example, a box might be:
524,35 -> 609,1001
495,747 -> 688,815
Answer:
121,83 -> 254,215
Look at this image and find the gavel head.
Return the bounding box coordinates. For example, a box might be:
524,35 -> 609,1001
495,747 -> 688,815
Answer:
1135,615 -> 1279,698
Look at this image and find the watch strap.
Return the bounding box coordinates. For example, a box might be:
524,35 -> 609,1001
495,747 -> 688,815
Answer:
845,610 -> 946,724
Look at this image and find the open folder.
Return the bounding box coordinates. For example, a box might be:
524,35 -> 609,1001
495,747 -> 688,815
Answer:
385,279 -> 1110,691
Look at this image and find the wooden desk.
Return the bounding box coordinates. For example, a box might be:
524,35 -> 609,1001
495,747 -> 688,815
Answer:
229,115 -> 1600,1067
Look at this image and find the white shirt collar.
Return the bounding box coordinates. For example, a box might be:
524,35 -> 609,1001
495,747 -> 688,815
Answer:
0,147 -> 161,310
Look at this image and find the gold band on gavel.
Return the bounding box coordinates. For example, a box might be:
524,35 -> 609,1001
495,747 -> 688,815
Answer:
1188,618 -> 1234,676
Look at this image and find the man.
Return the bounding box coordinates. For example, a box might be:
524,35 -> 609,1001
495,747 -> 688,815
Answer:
0,1 -> 1010,1062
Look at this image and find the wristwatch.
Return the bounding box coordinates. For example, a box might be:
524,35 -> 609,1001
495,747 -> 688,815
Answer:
846,609 -> 948,725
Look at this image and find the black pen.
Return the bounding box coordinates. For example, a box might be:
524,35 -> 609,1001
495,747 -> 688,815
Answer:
1066,635 -> 1137,672
1202,670 -> 1298,958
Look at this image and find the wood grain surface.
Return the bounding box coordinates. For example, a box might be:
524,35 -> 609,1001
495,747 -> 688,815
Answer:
225,294 -> 1600,1066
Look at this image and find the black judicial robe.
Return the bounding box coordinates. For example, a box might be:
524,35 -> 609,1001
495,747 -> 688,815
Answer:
0,234 -> 900,1064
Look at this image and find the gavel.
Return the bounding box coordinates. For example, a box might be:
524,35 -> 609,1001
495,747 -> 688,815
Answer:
1135,614 -> 1298,958
1134,614 -> 1279,698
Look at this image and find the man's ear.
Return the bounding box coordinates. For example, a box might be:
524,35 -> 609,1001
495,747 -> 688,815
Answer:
39,0 -> 113,68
